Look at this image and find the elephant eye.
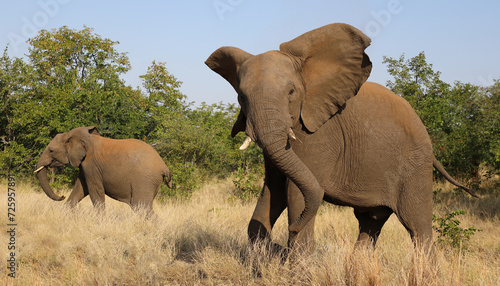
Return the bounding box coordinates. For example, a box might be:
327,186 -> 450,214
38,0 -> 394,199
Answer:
288,87 -> 296,103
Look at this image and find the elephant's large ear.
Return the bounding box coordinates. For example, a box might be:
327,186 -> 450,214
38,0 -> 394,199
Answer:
65,126 -> 94,168
280,23 -> 372,132
89,126 -> 100,135
205,46 -> 254,93
231,109 -> 246,138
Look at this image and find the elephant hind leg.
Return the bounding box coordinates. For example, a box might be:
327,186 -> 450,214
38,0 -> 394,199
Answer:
130,192 -> 155,218
394,181 -> 436,282
354,207 -> 393,248
395,203 -> 433,249
129,182 -> 160,219
131,202 -> 157,220
395,175 -> 433,249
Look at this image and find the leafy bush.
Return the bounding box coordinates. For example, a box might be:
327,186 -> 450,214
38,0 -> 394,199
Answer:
150,103 -> 264,198
432,210 -> 481,250
232,166 -> 264,200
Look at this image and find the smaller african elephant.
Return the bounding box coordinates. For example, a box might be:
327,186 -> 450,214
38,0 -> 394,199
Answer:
34,126 -> 172,217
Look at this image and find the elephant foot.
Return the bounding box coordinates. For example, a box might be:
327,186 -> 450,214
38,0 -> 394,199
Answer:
268,242 -> 289,262
242,241 -> 290,278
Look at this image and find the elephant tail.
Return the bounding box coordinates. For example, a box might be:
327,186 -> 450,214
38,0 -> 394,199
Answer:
433,156 -> 478,198
163,167 -> 173,189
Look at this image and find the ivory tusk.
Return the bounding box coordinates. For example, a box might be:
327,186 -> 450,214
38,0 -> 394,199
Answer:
34,166 -> 45,173
288,128 -> 297,141
239,136 -> 253,151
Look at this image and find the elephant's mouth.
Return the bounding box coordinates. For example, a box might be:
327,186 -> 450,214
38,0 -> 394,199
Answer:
34,159 -> 66,173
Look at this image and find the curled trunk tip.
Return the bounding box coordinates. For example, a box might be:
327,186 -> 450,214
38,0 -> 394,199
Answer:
264,135 -> 324,236
36,167 -> 66,201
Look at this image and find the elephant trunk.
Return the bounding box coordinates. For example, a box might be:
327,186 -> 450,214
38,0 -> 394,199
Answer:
35,164 -> 65,201
251,102 -> 324,236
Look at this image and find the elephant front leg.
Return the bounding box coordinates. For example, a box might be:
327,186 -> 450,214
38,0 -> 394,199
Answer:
248,159 -> 287,253
89,190 -> 105,211
83,177 -> 105,212
65,177 -> 89,208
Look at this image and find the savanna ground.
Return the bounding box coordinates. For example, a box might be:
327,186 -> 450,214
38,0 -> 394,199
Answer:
1,178 -> 499,285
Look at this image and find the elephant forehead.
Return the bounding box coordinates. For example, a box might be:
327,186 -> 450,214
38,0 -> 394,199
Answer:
239,52 -> 296,90
51,133 -> 67,144
240,51 -> 294,76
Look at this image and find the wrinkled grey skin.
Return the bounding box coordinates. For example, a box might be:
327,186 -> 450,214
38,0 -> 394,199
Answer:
206,23 -> 477,252
35,126 -> 172,217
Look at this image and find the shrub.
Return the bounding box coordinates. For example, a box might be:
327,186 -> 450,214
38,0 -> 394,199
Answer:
432,210 -> 481,250
232,166 -> 264,200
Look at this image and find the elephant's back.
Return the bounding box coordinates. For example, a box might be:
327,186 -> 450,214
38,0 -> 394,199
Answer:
341,81 -> 434,168
358,82 -> 418,113
123,139 -> 164,164
95,136 -> 166,168
355,82 -> 431,144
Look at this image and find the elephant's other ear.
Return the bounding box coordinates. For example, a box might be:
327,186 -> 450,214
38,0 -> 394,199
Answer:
231,109 -> 246,138
280,23 -> 372,132
88,126 -> 100,135
205,46 -> 254,93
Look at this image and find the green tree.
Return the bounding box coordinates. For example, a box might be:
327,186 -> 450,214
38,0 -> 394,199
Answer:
480,80 -> 500,172
140,60 -> 185,114
0,47 -> 32,175
26,26 -> 149,139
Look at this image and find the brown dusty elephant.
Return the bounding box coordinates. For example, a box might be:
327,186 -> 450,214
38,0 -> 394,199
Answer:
205,23 -> 477,252
34,126 -> 172,217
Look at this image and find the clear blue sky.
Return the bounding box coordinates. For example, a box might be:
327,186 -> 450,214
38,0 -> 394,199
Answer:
1,0 -> 499,105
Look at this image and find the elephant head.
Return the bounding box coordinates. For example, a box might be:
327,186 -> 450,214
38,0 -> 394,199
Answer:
205,23 -> 372,236
34,126 -> 99,201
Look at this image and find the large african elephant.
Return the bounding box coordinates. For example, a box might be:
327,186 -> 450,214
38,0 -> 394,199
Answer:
34,126 -> 172,217
205,23 -> 477,251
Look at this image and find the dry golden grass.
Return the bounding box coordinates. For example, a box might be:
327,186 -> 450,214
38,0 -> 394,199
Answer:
1,178 -> 499,285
